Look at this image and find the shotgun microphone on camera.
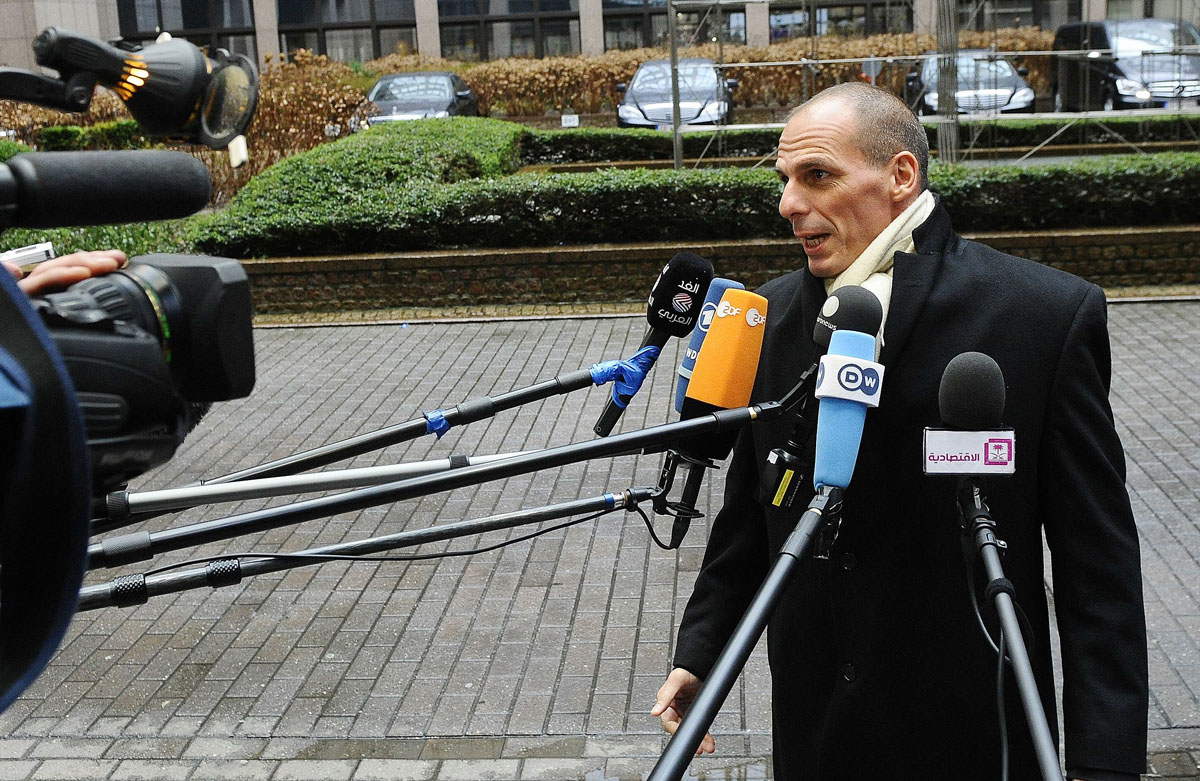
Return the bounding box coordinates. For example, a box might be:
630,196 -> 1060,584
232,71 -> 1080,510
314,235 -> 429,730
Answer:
0,151 -> 212,229
592,252 -> 713,437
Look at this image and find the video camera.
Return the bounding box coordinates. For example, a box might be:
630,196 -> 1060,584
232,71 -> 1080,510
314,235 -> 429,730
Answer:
0,27 -> 260,711
32,254 -> 254,491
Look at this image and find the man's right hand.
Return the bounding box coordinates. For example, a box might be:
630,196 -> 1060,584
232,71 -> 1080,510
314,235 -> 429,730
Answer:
651,667 -> 715,756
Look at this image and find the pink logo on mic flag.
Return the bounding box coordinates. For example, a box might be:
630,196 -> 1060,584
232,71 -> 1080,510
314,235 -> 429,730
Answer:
671,292 -> 693,313
985,438 -> 1013,466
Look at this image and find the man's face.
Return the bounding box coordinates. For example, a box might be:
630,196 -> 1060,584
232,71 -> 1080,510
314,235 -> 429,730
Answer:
776,99 -> 902,279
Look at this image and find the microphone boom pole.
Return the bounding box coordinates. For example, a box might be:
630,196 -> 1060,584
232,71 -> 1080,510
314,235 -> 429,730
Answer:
79,487 -> 656,611
200,368 -> 599,484
88,403 -> 783,570
649,486 -> 841,781
960,481 -> 1063,781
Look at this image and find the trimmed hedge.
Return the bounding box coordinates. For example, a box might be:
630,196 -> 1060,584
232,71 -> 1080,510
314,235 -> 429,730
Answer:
931,153 -> 1200,230
36,120 -> 150,151
192,140 -> 1200,257
523,115 -> 1200,164
0,220 -> 197,258
194,167 -> 790,256
0,139 -> 31,162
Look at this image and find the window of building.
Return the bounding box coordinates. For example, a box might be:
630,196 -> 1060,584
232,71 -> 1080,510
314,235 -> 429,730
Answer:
604,16 -> 643,49
379,26 -> 418,54
487,20 -> 537,56
277,0 -> 419,59
117,0 -> 257,61
441,0 -> 581,60
375,0 -> 417,20
769,1 -> 910,40
542,18 -> 581,54
441,22 -> 483,59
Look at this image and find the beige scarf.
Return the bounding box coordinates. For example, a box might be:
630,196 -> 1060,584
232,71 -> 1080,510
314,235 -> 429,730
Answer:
824,189 -> 935,353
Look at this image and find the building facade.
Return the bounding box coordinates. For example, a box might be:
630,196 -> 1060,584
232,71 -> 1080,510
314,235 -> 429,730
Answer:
2,0 -> 1180,71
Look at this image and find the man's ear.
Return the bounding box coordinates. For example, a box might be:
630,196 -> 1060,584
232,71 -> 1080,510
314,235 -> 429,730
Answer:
891,151 -> 921,202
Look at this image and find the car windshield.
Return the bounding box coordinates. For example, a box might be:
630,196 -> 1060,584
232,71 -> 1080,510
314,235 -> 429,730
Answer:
1107,20 -> 1200,57
924,55 -> 1016,85
370,75 -> 453,102
630,62 -> 720,92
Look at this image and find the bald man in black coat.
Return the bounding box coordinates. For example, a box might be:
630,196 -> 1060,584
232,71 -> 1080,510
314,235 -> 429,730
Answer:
653,83 -> 1148,781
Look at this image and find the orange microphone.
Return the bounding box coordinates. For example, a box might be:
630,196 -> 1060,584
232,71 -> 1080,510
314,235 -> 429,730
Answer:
654,288 -> 767,541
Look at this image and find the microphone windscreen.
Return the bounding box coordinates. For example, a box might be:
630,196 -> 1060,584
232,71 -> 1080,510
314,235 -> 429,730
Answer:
646,252 -> 715,338
675,277 -> 745,413
813,329 -> 876,490
1,151 -> 212,228
938,351 -> 1006,429
677,289 -> 767,462
814,285 -> 884,350
684,289 -> 767,412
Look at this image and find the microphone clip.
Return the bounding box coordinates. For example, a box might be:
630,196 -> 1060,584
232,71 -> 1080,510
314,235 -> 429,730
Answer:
811,485 -> 844,560
652,449 -> 715,549
956,477 -> 1007,565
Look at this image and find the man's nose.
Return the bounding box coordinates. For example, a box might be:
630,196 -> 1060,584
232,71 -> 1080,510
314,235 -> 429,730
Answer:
778,181 -> 809,220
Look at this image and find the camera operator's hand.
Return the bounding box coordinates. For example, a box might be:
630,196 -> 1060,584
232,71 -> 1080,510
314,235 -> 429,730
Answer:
3,250 -> 127,295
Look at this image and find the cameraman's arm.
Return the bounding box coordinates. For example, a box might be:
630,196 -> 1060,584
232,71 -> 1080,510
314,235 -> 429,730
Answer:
3,249 -> 126,295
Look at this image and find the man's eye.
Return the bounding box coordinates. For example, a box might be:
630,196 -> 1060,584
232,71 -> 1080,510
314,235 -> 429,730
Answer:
812,170 -> 829,180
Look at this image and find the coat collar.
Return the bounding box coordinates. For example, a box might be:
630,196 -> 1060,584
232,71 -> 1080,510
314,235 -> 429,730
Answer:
878,198 -> 953,367
792,195 -> 955,367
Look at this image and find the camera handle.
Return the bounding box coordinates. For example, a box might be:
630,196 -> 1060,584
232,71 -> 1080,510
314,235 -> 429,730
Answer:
0,68 -> 96,113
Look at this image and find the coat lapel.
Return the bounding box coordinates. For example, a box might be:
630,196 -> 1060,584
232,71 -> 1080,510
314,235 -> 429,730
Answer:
878,202 -> 954,367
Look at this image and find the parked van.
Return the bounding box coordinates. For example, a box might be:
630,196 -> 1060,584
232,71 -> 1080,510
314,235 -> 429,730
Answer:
1051,18 -> 1200,111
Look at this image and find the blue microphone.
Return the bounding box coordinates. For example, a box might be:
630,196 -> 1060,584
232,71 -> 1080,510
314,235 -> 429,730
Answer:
812,309 -> 884,490
674,277 -> 744,413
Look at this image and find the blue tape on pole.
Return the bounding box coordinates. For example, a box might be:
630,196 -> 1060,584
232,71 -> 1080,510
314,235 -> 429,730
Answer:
588,345 -> 660,408
423,409 -> 451,438
589,359 -> 621,386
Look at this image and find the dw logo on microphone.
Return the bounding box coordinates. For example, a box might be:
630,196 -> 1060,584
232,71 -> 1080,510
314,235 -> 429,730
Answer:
837,364 -> 881,396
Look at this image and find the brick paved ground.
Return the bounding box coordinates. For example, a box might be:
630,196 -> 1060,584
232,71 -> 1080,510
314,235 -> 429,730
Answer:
1,302 -> 1196,779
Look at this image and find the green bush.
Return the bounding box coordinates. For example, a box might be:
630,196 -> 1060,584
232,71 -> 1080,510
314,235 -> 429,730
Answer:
0,219 -> 199,258
932,153 -> 1200,230
522,115 -> 1200,165
0,139 -> 31,162
194,166 -> 788,257
521,127 -> 783,164
192,117 -> 526,255
194,147 -> 1200,257
37,120 -> 149,151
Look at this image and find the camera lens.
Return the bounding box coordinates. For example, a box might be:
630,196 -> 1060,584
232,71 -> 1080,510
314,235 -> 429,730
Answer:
63,264 -> 185,365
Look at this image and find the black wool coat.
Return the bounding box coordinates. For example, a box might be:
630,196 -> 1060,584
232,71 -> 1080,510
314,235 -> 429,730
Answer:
673,202 -> 1148,780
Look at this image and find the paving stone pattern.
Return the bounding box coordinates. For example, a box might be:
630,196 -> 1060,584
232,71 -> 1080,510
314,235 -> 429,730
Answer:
2,303 -> 1197,779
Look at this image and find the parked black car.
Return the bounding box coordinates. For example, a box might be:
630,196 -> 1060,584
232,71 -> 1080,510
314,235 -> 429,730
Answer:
1051,18 -> 1200,111
358,71 -> 479,127
616,58 -> 737,128
904,50 -> 1035,114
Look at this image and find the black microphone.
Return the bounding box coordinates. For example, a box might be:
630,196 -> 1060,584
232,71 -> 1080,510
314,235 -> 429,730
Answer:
593,252 -> 713,437
0,151 -> 212,229
925,351 -> 1014,477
